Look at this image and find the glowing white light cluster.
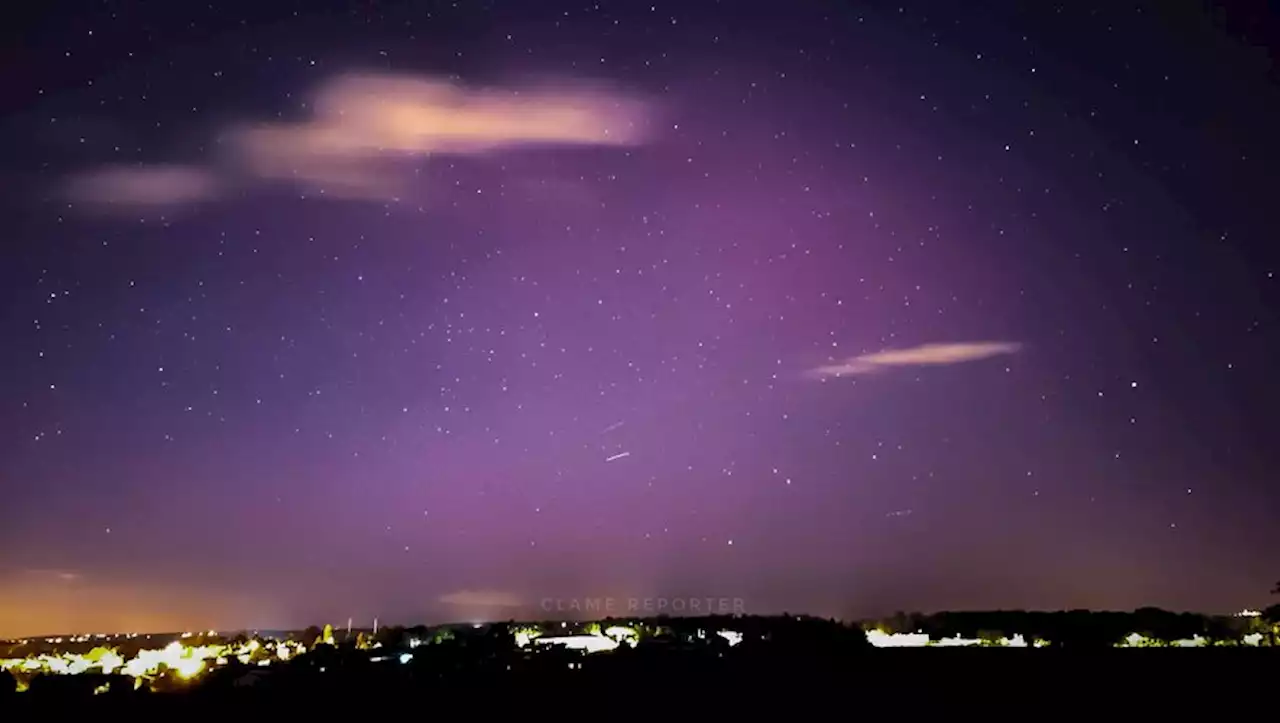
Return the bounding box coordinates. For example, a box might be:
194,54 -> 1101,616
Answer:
1121,633 -> 1209,648
932,636 -> 981,647
122,642 -> 214,679
864,630 -> 930,647
1004,634 -> 1029,647
535,635 -> 619,653
2,635 -> 306,690
717,630 -> 743,647
604,626 -> 639,648
864,630 -> 1044,648
512,628 -> 543,648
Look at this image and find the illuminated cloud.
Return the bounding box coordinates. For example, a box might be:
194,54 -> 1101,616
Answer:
233,73 -> 649,197
808,341 -> 1022,378
64,72 -> 651,208
20,568 -> 82,582
63,164 -> 221,209
438,589 -> 525,608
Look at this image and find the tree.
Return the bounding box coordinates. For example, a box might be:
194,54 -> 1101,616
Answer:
300,626 -> 323,647
1201,616 -> 1237,647
1262,604 -> 1280,647
374,625 -> 404,648
977,630 -> 1006,647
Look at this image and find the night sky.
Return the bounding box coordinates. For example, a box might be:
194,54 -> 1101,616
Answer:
2,0 -> 1278,638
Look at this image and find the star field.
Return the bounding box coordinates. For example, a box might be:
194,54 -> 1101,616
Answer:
0,0 -> 1278,637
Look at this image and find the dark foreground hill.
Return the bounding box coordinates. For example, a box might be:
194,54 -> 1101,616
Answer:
4,647 -> 1275,719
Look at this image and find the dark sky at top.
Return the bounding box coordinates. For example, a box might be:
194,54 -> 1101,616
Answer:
1,0 -> 1278,637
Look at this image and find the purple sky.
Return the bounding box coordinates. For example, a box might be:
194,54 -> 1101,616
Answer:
1,0 -> 1278,637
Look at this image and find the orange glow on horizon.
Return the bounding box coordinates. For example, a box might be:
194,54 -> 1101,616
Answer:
0,571 -> 275,640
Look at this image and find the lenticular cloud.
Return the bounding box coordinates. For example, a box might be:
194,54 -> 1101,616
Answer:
808,341 -> 1022,378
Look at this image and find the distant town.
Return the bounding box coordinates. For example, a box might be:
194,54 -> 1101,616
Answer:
3,606 -> 1276,697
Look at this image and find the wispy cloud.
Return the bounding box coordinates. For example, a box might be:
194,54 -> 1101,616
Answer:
808,341 -> 1022,378
62,72 -> 651,210
20,568 -> 82,582
63,164 -> 221,209
438,589 -> 524,608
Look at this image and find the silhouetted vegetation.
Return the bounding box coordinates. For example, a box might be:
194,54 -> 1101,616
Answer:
867,607 -> 1274,647
4,612 -> 1277,717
